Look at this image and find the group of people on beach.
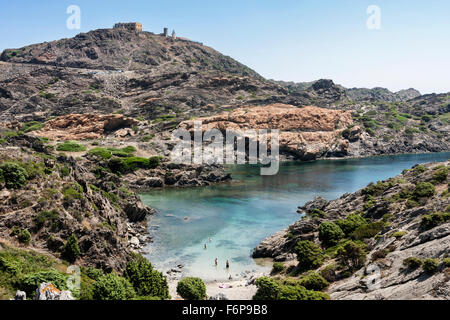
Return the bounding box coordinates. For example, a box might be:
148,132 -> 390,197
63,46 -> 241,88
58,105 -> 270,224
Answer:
204,238 -> 230,273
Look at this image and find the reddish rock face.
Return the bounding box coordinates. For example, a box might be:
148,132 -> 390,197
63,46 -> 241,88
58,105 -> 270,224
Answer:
179,104 -> 355,160
34,114 -> 138,141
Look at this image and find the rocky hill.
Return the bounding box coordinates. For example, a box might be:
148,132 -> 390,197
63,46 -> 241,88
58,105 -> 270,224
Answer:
253,161 -> 450,299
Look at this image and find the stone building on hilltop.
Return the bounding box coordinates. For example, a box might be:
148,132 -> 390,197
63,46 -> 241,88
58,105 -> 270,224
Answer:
113,22 -> 143,32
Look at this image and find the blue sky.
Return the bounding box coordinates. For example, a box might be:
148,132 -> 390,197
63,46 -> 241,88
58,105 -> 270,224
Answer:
1,0 -> 449,94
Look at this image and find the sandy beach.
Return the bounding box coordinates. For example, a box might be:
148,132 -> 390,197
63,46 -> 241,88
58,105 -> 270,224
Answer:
168,278 -> 259,300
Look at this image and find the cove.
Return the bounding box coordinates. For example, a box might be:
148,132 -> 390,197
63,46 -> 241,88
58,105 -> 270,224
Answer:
140,152 -> 450,281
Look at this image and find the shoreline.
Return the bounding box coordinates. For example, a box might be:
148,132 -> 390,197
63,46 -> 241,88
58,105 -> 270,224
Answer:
168,276 -> 263,301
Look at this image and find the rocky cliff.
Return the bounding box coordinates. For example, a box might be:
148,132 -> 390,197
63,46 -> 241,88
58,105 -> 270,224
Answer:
253,161 -> 450,299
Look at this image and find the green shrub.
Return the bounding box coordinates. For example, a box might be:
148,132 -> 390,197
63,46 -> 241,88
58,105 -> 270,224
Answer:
299,273 -> 329,291
337,241 -> 366,270
391,231 -> 407,239
432,167 -> 448,183
21,269 -> 68,296
0,162 -> 29,189
403,257 -> 422,269
421,213 -> 445,230
362,181 -> 390,197
121,146 -> 137,154
278,284 -> 330,300
62,234 -> 81,263
295,240 -> 324,271
21,121 -> 45,133
253,277 -> 280,300
412,182 -> 435,199
18,229 -> 31,245
413,165 -> 427,174
141,135 -> 154,142
443,258 -> 450,268
148,156 -> 162,168
34,210 -> 59,230
350,221 -> 386,240
422,258 -> 439,274
176,277 -> 206,300
88,147 -> 113,159
60,166 -> 70,177
123,255 -> 169,299
62,183 -> 84,200
336,214 -> 367,235
318,222 -> 344,247
108,157 -> 152,173
320,264 -> 339,283
92,273 -> 136,300
271,262 -> 284,274
56,141 -> 86,152
84,267 -> 104,281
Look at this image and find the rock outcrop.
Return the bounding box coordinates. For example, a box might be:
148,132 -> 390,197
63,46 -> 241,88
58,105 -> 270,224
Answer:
253,161 -> 450,300
179,104 -> 354,160
34,114 -> 138,141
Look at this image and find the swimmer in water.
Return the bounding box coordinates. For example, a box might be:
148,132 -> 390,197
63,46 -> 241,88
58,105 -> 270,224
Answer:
215,258 -> 218,266
226,260 -> 230,269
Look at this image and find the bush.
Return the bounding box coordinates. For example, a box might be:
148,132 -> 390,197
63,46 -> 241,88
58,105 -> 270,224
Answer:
422,258 -> 439,274
0,162 -> 29,189
421,213 -> 445,230
148,156 -> 162,168
92,273 -> 136,300
403,257 -> 422,269
123,255 -> 169,299
278,284 -> 330,300
337,241 -> 366,271
413,165 -> 427,174
412,182 -> 435,199
56,141 -> 86,152
443,258 -> 450,268
176,277 -> 206,300
253,277 -> 280,300
299,273 -> 329,291
271,262 -> 284,274
34,210 -> 59,230
318,222 -> 344,247
18,229 -> 31,245
62,234 -> 81,263
108,157 -> 156,174
320,264 -> 339,282
362,181 -> 389,197
88,147 -> 113,159
391,231 -> 407,239
295,240 -> 324,271
21,269 -> 68,296
350,221 -> 386,240
432,167 -> 448,183
371,249 -> 388,261
336,214 -> 367,235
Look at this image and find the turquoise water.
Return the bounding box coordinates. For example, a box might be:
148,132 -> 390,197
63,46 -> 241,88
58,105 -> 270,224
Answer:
140,153 -> 450,281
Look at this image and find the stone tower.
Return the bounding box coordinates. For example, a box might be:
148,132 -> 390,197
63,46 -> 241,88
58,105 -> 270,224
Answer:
163,28 -> 168,37
172,30 -> 177,39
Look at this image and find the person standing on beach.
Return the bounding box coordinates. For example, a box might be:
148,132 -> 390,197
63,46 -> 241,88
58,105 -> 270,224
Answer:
215,258 -> 218,267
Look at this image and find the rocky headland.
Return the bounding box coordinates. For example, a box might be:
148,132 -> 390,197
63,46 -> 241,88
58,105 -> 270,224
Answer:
253,161 -> 450,299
